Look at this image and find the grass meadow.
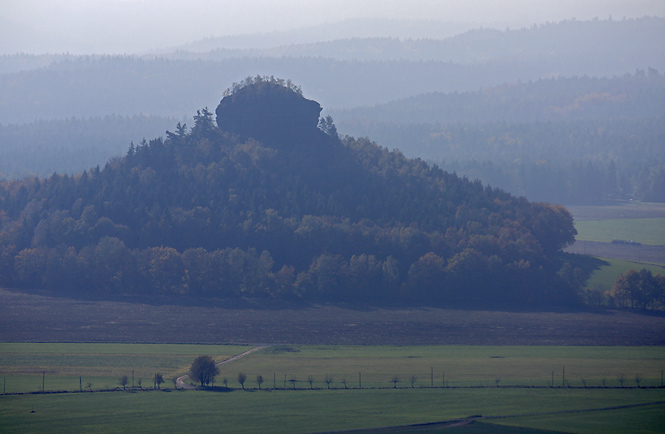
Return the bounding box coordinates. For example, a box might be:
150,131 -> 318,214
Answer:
214,345 -> 665,390
1,344 -> 664,433
573,218 -> 665,245
0,343 -> 249,393
1,387 -> 663,434
585,258 -> 665,290
2,344 -> 664,392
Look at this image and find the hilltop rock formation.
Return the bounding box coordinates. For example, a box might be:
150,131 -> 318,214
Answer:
216,78 -> 322,147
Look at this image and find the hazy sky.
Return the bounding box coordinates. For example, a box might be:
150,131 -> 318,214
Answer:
3,0 -> 664,54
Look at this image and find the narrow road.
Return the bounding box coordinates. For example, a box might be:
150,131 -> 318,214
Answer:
176,345 -> 270,389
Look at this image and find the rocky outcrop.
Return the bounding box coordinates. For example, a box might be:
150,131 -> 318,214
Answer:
216,81 -> 322,148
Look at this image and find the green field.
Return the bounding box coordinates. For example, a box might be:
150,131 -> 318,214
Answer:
2,344 -> 664,392
574,218 -> 665,245
1,344 -> 664,433
214,345 -> 665,389
1,388 -> 663,434
585,257 -> 665,291
0,343 -> 249,393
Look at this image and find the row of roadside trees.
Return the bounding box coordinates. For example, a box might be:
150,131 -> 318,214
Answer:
188,356 -> 663,390
118,373 -> 165,390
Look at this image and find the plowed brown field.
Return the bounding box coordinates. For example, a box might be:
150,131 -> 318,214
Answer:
1,288 -> 663,346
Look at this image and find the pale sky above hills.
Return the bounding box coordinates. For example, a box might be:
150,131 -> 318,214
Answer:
3,0 -> 664,54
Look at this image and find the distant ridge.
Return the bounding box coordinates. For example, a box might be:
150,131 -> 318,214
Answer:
169,17 -> 665,65
171,18 -> 481,52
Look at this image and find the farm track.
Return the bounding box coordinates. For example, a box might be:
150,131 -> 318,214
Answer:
1,288 -> 664,345
176,345 -> 269,389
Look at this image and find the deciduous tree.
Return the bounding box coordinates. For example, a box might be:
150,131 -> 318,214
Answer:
190,356 -> 219,387
237,372 -> 247,390
154,373 -> 164,389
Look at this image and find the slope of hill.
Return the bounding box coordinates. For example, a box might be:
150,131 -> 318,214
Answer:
0,78 -> 578,308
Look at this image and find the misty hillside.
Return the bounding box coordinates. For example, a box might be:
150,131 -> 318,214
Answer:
1,17 -> 662,124
174,18 -> 477,52
0,78 -> 579,308
179,17 -> 664,64
0,115 -> 180,179
333,72 -> 665,124
1,17 -> 662,205
332,72 -> 665,204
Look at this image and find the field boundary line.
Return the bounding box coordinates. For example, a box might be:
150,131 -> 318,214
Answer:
483,399 -> 665,421
312,401 -> 665,433
176,345 -> 270,389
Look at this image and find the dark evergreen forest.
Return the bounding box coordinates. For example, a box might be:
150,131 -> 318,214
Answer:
0,78 -> 580,307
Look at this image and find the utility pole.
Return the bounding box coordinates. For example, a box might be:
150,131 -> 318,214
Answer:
431,367 -> 433,388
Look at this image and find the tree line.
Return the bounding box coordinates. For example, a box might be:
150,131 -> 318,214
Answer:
610,269 -> 665,310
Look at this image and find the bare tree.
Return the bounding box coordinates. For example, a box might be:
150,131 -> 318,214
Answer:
256,375 -> 264,390
495,378 -> 501,388
137,378 -> 142,389
581,378 -> 587,388
618,373 -> 625,388
237,372 -> 247,390
307,376 -> 314,389
341,378 -> 348,389
391,376 -> 400,389
324,374 -> 333,389
119,375 -> 129,390
222,377 -> 228,388
410,375 -> 418,388
86,382 -> 93,392
635,374 -> 642,388
289,377 -> 297,389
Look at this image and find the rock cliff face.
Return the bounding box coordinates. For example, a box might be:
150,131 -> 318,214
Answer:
215,81 -> 322,148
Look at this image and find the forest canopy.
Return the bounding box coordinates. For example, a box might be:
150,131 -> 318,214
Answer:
0,77 -> 579,307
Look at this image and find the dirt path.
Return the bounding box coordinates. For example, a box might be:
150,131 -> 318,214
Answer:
176,345 -> 270,389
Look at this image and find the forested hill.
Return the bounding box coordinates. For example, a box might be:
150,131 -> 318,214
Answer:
332,72 -> 665,205
333,73 -> 665,125
0,78 -> 579,308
